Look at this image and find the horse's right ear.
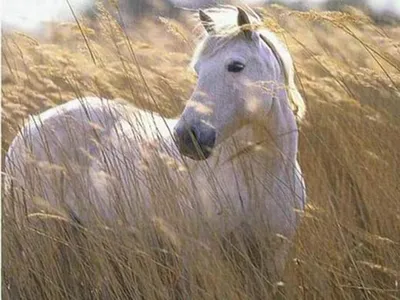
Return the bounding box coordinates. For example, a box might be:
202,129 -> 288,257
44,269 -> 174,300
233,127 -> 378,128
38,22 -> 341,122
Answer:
199,10 -> 215,35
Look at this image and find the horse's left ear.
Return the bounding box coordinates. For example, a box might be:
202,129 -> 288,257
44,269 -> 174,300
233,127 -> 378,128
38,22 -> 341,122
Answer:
237,7 -> 252,40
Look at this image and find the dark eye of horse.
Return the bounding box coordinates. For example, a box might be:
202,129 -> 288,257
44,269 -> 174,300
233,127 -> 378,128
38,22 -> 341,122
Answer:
227,61 -> 245,73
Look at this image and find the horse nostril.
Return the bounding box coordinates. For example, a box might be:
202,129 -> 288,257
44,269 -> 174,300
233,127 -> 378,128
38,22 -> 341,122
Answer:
174,121 -> 216,160
189,126 -> 199,142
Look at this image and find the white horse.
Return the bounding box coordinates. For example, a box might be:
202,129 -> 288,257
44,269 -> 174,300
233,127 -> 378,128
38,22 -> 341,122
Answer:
4,7 -> 306,279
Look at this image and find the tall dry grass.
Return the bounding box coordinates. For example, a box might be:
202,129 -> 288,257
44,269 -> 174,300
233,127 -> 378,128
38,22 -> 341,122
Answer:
2,3 -> 400,299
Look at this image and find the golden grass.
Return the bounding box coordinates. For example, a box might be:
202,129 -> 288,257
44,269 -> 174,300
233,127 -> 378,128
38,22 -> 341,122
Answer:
2,3 -> 400,299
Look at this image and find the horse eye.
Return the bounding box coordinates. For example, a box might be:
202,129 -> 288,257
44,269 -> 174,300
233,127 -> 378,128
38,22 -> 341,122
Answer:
227,61 -> 245,73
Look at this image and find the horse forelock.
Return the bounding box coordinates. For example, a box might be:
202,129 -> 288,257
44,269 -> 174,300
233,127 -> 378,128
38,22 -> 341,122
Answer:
190,6 -> 306,121
190,6 -> 260,67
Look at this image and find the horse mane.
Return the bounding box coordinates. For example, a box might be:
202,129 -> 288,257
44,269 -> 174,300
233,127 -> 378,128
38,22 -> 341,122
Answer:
190,6 -> 306,121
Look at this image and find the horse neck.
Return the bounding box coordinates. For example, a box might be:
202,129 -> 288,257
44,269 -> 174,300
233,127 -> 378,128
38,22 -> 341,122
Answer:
231,88 -> 299,176
262,89 -> 299,166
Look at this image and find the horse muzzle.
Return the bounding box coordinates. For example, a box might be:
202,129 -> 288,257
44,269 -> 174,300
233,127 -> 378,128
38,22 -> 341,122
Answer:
173,121 -> 216,160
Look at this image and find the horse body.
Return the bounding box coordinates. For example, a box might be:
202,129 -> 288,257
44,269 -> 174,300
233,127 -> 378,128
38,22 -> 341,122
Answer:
5,97 -> 179,219
5,7 -> 306,278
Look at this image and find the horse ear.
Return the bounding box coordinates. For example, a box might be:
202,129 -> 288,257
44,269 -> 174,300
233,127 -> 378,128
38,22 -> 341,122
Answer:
199,10 -> 215,35
237,7 -> 252,40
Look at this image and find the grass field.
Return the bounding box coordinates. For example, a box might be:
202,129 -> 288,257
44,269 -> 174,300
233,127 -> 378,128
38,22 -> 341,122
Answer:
2,3 -> 400,299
